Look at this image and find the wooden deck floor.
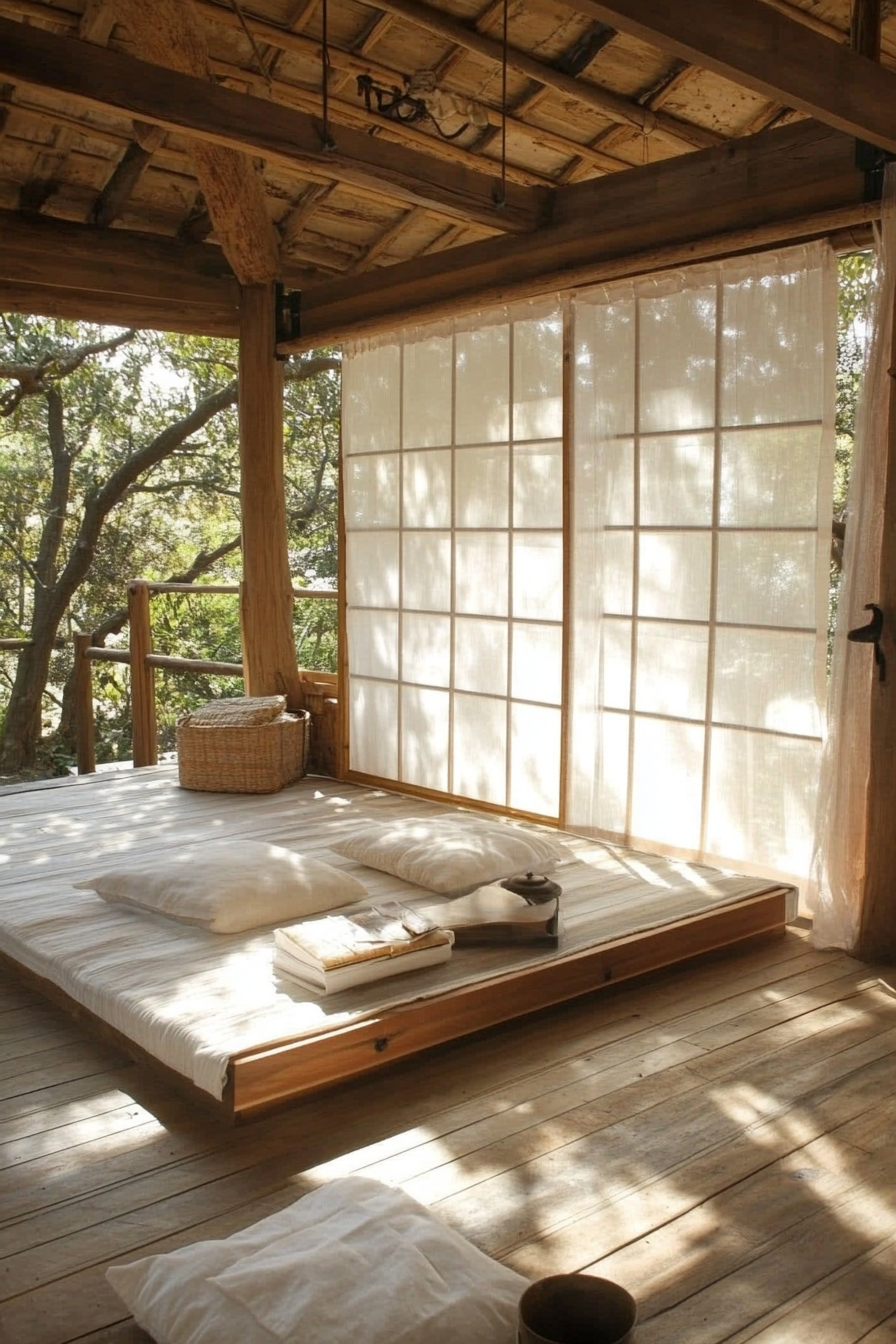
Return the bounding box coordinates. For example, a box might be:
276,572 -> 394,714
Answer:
2,917 -> 896,1343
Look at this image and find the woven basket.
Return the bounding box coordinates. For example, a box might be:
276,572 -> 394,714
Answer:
176,704 -> 310,794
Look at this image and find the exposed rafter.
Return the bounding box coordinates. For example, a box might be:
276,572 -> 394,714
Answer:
347,205 -> 427,274
0,14 -> 547,233
79,0 -> 116,44
18,124 -> 77,213
354,0 -> 721,152
90,120 -> 165,227
561,0 -> 896,155
195,0 -> 637,177
278,182 -> 338,257
109,0 -> 279,285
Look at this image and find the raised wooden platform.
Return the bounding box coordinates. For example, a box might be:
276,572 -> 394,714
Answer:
0,767 -> 794,1121
228,888 -> 791,1116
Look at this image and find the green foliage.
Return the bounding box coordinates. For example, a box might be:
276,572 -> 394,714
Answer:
835,250 -> 875,513
829,250 -> 875,660
0,314 -> 341,773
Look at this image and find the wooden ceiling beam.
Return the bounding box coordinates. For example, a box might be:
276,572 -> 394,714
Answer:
196,1 -> 634,177
361,0 -> 721,152
0,14 -> 545,233
561,0 -> 896,156
5,0 -> 632,187
109,0 -> 279,286
280,119 -> 874,350
0,278 -> 239,336
0,207 -> 239,305
90,122 -> 165,228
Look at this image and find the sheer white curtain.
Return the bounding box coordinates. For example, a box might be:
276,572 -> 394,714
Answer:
567,244 -> 837,894
810,177 -> 894,949
342,300 -> 565,818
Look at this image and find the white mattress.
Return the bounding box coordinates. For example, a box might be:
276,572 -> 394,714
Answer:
0,769 -> 794,1098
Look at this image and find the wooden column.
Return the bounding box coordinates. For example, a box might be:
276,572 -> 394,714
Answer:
850,0 -> 896,960
73,631 -> 95,775
238,283 -> 303,709
128,580 -> 158,767
851,0 -> 881,61
858,283 -> 896,961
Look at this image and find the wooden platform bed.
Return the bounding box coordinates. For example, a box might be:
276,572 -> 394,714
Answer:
0,767 -> 795,1121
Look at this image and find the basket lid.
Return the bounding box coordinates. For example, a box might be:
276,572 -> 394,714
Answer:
182,695 -> 286,727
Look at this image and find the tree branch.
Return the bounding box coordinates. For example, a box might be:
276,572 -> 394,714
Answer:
88,532 -> 243,643
33,386 -> 71,594
283,354 -> 341,383
0,328 -> 136,416
0,533 -> 40,584
126,478 -> 242,499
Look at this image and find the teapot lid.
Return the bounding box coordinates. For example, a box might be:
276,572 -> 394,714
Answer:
500,871 -> 562,905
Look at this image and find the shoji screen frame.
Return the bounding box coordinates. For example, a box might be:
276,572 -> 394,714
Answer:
340,302 -> 567,823
565,243 -> 836,889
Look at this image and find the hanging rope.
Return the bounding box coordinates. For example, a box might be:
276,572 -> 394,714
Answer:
320,0 -> 335,149
494,0 -> 508,209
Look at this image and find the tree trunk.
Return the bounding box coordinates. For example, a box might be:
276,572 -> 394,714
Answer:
0,600 -> 68,773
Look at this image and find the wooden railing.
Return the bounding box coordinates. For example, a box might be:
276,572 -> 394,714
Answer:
74,579 -> 338,774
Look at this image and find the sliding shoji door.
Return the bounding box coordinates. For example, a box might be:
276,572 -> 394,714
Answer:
342,302 -> 565,818
568,244 -> 836,887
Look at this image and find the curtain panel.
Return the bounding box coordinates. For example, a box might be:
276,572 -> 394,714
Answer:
567,244 -> 836,892
811,175 -> 895,949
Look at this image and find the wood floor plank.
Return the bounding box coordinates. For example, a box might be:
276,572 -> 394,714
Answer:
3,775 -> 896,1344
501,1049 -> 896,1278
427,1017 -> 896,1258
307,958 -> 883,1193
360,995 -> 896,1218
632,1201 -> 896,1343
0,1040 -> 130,1094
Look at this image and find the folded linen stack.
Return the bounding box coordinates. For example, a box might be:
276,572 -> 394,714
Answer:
274,901 -> 454,994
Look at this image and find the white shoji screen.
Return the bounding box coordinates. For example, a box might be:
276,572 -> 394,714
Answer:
568,244 -> 836,888
342,301 -> 565,818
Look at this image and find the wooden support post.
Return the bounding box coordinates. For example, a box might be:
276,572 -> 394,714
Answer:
335,427 -> 350,779
128,580 -> 158,767
858,281 -> 896,962
850,0 -> 895,960
73,631 -> 95,775
851,0 -> 881,61
238,283 -> 303,709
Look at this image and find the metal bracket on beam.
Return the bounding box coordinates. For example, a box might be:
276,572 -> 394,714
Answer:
275,282 -> 301,354
856,140 -> 895,201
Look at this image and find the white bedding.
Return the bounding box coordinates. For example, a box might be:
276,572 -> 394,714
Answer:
0,769 -> 794,1098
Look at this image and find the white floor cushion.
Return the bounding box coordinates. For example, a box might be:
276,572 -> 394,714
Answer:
107,1176 -> 528,1344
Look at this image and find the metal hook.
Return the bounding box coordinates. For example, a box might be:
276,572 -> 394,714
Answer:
848,602 -> 886,683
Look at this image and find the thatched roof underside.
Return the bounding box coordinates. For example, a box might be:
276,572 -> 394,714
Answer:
0,0 -> 892,342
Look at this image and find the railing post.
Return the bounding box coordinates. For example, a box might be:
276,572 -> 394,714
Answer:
128,580 -> 158,767
73,631 -> 96,775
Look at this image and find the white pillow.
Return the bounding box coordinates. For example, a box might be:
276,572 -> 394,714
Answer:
74,841 -> 367,933
107,1176 -> 528,1344
330,817 -> 569,895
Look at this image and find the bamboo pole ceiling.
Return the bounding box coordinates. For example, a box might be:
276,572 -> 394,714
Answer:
0,0 -> 892,337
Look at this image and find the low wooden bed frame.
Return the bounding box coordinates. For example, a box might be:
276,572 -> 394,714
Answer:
224,888 -> 791,1118
0,767 -> 793,1122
